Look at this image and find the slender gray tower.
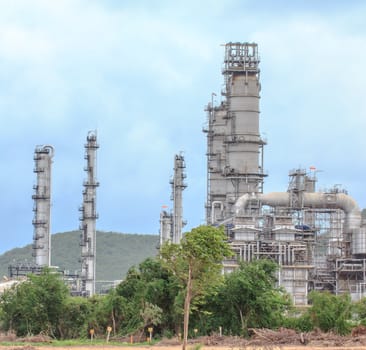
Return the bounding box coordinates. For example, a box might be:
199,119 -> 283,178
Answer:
32,145 -> 54,266
170,153 -> 187,243
79,131 -> 99,296
160,153 -> 187,245
159,210 -> 173,245
205,42 -> 266,224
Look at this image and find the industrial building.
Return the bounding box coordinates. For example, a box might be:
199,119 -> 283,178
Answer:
202,42 -> 366,305
4,42 -> 366,305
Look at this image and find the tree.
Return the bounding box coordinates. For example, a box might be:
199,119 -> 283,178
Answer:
355,297 -> 366,325
307,291 -> 352,335
0,268 -> 69,337
57,296 -> 92,339
114,257 -> 180,337
140,302 -> 163,330
160,225 -> 232,350
198,259 -> 291,336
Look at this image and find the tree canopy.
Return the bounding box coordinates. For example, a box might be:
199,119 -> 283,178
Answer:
0,268 -> 69,337
161,225 -> 233,350
0,236 -> 362,341
194,259 -> 291,336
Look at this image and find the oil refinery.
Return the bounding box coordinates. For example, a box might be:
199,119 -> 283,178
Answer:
205,42 -> 366,305
3,42 -> 366,305
161,42 -> 366,305
8,132 -> 99,297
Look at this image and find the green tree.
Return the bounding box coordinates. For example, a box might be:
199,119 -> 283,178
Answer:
307,290 -> 352,335
140,301 -> 163,330
161,225 -> 232,350
114,257 -> 180,337
0,268 -> 69,337
199,259 -> 291,336
355,297 -> 366,325
57,296 -> 92,339
102,289 -> 129,335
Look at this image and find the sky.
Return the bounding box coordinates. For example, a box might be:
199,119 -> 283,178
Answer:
1,0 -> 366,255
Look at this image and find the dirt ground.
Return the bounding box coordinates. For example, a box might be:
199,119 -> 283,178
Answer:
3,346 -> 366,350
4,327 -> 366,349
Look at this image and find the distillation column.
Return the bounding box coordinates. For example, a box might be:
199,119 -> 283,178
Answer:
160,153 -> 187,245
170,154 -> 187,243
32,145 -> 54,266
79,131 -> 99,296
159,210 -> 173,246
206,42 -> 266,224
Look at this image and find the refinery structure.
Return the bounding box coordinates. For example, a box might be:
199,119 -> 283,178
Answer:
32,145 -> 54,267
79,131 -> 99,296
198,42 -> 366,305
160,153 -> 187,245
4,42 -> 366,305
8,132 -> 99,297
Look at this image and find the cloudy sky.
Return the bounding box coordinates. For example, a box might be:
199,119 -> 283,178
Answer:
1,0 -> 365,255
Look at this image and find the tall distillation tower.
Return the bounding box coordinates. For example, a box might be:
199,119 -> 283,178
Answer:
171,154 -> 187,243
160,153 -> 187,244
79,131 -> 99,296
205,42 -> 266,225
32,145 -> 54,267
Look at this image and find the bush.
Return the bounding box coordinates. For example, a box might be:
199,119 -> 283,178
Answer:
307,291 -> 352,335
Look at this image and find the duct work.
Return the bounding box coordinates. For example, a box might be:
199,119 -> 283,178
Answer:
205,42 -> 366,305
234,191 -> 361,234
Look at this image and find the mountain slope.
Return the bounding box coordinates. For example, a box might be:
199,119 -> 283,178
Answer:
0,231 -> 159,281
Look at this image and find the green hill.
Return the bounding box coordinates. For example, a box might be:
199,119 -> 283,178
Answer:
0,231 -> 159,281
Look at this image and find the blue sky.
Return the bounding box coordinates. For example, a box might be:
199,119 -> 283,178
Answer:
1,0 -> 366,255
